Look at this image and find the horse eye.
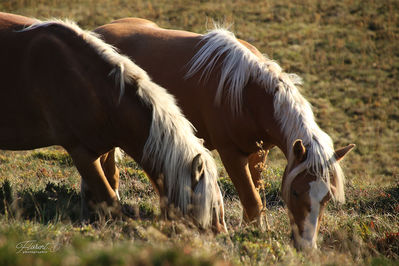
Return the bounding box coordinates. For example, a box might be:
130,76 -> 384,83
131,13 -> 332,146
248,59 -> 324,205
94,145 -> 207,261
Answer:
292,190 -> 299,197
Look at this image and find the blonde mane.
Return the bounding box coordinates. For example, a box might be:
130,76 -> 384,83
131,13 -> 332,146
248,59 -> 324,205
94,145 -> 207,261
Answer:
186,28 -> 345,203
22,20 -> 222,227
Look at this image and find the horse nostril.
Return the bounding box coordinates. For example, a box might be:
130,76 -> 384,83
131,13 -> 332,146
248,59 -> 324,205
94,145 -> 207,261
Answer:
290,231 -> 295,241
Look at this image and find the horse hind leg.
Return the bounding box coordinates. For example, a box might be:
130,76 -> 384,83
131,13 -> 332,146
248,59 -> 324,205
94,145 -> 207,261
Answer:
67,146 -> 121,221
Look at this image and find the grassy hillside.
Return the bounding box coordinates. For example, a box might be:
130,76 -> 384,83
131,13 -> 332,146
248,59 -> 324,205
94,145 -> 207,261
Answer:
0,0 -> 398,265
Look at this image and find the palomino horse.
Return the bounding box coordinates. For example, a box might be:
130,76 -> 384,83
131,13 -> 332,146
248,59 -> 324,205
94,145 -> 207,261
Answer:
95,18 -> 355,249
0,13 -> 226,231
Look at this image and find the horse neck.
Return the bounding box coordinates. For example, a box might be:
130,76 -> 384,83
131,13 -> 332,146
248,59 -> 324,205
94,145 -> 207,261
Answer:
243,81 -> 290,158
263,120 -> 291,161
109,85 -> 151,160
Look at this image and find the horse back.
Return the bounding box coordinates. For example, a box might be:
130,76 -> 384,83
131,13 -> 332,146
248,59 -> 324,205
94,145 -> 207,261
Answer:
0,12 -> 37,30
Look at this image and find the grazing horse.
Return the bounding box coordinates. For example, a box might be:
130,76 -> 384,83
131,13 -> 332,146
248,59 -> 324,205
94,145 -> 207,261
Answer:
95,18 -> 355,249
0,13 -> 226,232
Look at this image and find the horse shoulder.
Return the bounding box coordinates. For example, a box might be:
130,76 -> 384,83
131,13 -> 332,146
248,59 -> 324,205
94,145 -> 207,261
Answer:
25,28 -> 108,117
25,31 -> 74,78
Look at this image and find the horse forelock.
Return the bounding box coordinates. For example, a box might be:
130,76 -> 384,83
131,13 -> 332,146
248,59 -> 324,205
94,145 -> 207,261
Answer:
186,27 -> 345,203
138,79 -> 220,228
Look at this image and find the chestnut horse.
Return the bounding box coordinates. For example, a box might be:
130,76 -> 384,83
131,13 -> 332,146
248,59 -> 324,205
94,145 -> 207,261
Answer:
0,13 -> 225,231
95,18 -> 355,249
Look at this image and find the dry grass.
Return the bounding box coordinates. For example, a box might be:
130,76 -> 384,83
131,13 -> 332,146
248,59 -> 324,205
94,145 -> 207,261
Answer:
0,0 -> 398,265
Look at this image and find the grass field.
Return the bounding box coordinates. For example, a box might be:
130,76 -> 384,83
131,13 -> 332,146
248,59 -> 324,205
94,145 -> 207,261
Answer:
0,0 -> 398,265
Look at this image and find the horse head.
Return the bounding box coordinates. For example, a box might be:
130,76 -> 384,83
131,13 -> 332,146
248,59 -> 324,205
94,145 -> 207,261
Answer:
191,153 -> 226,233
153,152 -> 226,232
282,139 -> 355,249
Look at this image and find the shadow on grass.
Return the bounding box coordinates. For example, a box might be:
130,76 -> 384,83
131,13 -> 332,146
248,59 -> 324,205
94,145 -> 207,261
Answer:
219,177 -> 284,209
0,180 -> 81,223
0,180 -> 155,224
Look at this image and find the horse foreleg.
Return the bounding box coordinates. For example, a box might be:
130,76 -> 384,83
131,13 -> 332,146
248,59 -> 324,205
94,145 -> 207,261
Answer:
67,146 -> 120,220
100,148 -> 120,201
219,149 -> 263,222
248,150 -> 270,230
248,151 -> 268,189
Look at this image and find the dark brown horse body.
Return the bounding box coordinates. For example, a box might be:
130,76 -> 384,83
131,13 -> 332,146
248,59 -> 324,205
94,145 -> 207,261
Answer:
0,13 -> 225,230
0,14 -> 125,208
95,18 -> 354,249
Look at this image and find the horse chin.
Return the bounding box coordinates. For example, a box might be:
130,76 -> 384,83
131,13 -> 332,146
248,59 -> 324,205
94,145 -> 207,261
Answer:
289,218 -> 318,251
292,232 -> 317,251
191,179 -> 226,232
190,183 -> 208,227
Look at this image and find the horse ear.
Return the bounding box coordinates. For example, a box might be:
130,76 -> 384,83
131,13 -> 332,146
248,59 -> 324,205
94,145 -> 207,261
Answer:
293,139 -> 307,163
199,138 -> 205,145
334,144 -> 355,161
191,154 -> 205,188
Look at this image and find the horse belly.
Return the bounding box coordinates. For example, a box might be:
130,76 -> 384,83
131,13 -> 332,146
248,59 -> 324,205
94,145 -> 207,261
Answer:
0,79 -> 55,150
0,107 -> 54,150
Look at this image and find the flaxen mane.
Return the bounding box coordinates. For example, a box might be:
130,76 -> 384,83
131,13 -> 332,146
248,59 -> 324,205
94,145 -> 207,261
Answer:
186,28 -> 345,203
22,20 -> 222,227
